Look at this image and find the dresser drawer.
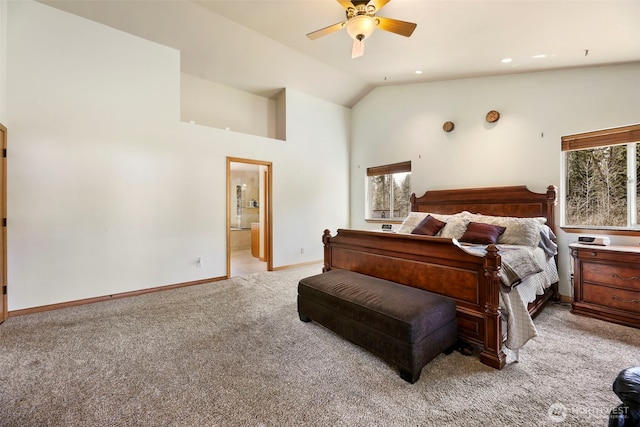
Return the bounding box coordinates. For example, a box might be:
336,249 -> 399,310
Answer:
582,283 -> 640,312
582,262 -> 640,289
571,243 -> 640,328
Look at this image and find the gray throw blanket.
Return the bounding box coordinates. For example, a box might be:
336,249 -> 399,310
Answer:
453,241 -> 543,291
538,225 -> 558,257
496,245 -> 543,290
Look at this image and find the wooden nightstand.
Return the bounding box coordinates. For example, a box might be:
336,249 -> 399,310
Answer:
569,243 -> 640,328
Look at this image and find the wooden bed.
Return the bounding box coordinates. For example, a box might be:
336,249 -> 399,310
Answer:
322,185 -> 558,369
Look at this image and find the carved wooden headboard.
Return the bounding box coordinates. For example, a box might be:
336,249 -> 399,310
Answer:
409,185 -> 558,233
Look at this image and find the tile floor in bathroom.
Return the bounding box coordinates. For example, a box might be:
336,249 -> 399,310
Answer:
230,248 -> 267,277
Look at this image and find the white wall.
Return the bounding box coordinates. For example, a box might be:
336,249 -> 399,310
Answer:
0,0 -> 7,123
5,1 -> 350,311
181,73 -> 276,139
350,63 -> 640,297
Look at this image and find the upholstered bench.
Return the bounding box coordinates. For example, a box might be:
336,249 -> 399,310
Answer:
297,269 -> 458,383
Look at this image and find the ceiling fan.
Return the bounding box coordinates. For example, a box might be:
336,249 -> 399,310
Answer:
306,0 -> 417,59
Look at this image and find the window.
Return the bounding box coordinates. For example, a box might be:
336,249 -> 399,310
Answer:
562,124 -> 640,229
366,161 -> 411,220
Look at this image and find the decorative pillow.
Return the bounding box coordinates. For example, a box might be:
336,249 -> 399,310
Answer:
397,212 -> 454,234
397,212 -> 428,234
411,215 -> 446,236
499,218 -> 543,247
459,222 -> 506,245
440,217 -> 471,239
460,212 -> 543,247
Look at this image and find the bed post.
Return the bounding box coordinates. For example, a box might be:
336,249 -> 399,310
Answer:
545,185 -> 560,301
322,229 -> 332,273
545,185 -> 558,233
410,193 -> 417,212
480,244 -> 507,369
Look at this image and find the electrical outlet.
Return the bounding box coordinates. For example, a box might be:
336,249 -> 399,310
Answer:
300,248 -> 304,254
196,257 -> 202,268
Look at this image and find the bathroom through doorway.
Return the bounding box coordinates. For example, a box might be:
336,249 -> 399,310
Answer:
227,158 -> 272,277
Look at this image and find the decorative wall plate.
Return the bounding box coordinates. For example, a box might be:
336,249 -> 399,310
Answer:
486,110 -> 500,123
443,121 -> 455,132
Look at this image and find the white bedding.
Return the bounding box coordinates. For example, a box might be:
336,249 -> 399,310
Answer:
453,243 -> 558,349
500,249 -> 558,350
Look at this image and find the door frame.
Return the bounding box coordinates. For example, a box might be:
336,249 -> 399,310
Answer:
226,157 -> 272,277
0,123 -> 7,323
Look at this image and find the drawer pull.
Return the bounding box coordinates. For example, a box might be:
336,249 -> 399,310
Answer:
611,273 -> 639,282
611,295 -> 639,304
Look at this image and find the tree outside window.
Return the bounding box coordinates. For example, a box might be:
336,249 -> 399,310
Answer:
563,124 -> 640,229
366,162 -> 411,220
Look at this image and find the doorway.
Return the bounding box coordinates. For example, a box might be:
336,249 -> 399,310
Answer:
227,158 -> 272,277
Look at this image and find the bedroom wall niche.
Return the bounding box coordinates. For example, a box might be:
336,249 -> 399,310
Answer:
181,74 -> 285,141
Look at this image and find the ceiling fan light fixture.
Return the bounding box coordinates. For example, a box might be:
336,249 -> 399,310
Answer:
346,15 -> 376,40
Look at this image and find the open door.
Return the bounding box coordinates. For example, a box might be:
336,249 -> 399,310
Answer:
0,124 -> 7,323
227,157 -> 272,277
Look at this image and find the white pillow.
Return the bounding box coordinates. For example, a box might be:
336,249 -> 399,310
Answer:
460,212 -> 543,247
397,212 -> 428,234
440,217 -> 471,239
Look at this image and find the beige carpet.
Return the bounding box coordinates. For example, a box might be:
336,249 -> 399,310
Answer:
1,264 -> 638,426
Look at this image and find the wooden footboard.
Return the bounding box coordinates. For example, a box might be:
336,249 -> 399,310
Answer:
322,184 -> 558,370
323,229 -> 507,369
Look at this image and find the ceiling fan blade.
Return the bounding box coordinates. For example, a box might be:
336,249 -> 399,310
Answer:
337,0 -> 356,11
375,16 -> 417,37
306,21 -> 347,40
366,0 -> 390,13
351,38 -> 365,59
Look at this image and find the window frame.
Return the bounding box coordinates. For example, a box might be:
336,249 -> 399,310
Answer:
561,123 -> 640,234
365,161 -> 411,222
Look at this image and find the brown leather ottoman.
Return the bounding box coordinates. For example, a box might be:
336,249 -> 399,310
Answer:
298,269 -> 458,383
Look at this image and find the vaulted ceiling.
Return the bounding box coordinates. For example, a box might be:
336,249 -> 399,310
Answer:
40,0 -> 640,107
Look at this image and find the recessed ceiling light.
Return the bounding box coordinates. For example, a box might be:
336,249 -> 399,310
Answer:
532,54 -> 547,59
501,58 -> 513,63
415,70 -> 423,74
